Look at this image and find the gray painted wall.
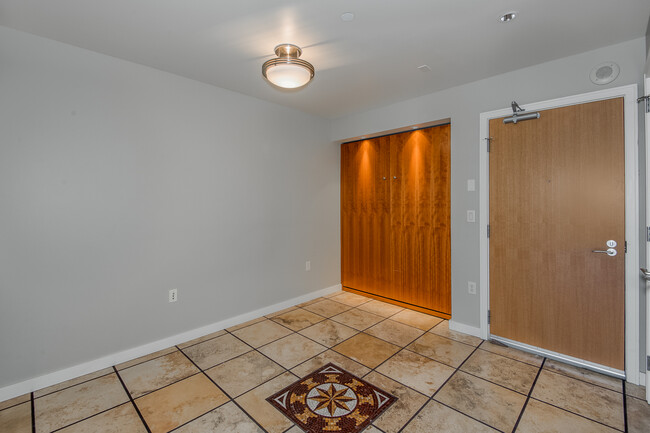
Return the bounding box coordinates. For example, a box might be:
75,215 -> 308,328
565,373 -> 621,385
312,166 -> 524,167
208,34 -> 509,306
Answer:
0,26 -> 340,388
331,37 -> 647,371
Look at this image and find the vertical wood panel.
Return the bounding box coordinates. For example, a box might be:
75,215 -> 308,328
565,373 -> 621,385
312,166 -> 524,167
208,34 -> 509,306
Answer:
489,98 -> 625,369
341,124 -> 450,316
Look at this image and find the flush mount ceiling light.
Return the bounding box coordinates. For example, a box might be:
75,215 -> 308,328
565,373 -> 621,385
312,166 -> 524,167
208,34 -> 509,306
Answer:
499,11 -> 517,22
262,44 -> 315,89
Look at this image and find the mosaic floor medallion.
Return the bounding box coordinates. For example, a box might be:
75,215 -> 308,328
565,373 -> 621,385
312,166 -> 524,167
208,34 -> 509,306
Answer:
267,363 -> 397,433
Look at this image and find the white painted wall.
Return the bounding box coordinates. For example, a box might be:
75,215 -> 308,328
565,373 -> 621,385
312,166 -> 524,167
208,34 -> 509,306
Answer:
0,25 -> 339,389
332,37 -> 647,371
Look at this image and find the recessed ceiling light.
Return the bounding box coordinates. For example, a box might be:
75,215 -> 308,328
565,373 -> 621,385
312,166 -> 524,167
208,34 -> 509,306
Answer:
341,12 -> 355,22
499,12 -> 517,22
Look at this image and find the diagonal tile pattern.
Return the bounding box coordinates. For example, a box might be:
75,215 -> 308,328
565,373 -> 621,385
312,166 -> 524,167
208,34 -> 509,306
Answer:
1,290 -> 645,433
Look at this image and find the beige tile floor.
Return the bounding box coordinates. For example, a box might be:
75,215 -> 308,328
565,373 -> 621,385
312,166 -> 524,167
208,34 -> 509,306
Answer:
1,291 -> 649,433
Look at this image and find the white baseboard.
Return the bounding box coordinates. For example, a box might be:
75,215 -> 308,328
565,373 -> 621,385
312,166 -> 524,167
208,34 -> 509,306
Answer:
448,320 -> 482,339
637,372 -> 646,387
0,284 -> 342,402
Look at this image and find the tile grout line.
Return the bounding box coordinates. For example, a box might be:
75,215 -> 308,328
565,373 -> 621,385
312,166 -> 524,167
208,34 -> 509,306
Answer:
511,358 -> 546,432
112,366 -> 152,433
176,345 -> 272,433
30,392 -> 35,433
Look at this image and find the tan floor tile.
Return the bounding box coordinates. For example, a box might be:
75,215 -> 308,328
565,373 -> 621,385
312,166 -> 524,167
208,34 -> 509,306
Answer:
57,403 -> 147,433
333,333 -> 400,369
174,401 -> 263,433
226,316 -> 267,332
264,307 -> 298,319
34,367 -> 114,397
205,351 -> 285,398
270,308 -> 325,331
627,395 -> 650,433
119,351 -> 200,398
531,369 -> 624,430
626,382 -> 646,400
434,371 -> 526,432
116,347 -> 178,370
0,402 -> 31,433
235,372 -> 298,433
376,350 -> 455,396
430,321 -> 483,346
363,372 -> 428,433
390,309 -> 443,331
402,400 -> 498,433
461,349 -> 539,394
302,299 -> 352,318
329,291 -> 372,307
407,333 -> 474,368
479,341 -> 543,366
298,319 -> 358,347
291,350 -> 371,378
34,373 -> 129,433
0,393 -> 30,411
284,427 -> 303,433
259,333 -> 327,369
231,320 -> 293,348
330,308 -> 384,330
135,374 -> 228,433
517,399 -> 619,433
361,427 -> 383,433
177,330 -> 227,349
365,319 -> 424,347
297,297 -> 326,307
182,333 -> 252,369
357,300 -> 404,317
544,359 -> 622,392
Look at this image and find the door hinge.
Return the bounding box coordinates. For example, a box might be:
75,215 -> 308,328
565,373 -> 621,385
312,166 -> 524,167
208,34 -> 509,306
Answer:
485,137 -> 493,152
638,95 -> 650,113
487,310 -> 491,325
625,241 -> 627,253
487,225 -> 490,238
647,227 -> 650,242
647,355 -> 650,371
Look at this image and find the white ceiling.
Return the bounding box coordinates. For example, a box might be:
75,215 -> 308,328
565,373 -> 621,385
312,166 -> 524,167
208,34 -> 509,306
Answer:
0,1 -> 648,118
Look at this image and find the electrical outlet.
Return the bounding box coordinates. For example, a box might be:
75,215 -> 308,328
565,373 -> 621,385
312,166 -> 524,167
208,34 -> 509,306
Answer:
468,281 -> 477,295
467,210 -> 476,223
169,289 -> 178,303
467,179 -> 476,191
306,261 -> 311,271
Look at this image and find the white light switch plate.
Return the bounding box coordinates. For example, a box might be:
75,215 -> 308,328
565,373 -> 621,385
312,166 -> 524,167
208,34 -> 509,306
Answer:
467,210 -> 476,223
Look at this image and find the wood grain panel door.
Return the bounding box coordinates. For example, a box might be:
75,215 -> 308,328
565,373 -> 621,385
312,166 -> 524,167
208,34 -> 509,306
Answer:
341,137 -> 391,296
489,98 -> 625,369
389,126 -> 451,313
341,125 -> 450,317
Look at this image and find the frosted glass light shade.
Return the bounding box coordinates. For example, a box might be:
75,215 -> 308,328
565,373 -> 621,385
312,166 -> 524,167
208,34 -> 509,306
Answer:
262,44 -> 314,89
265,64 -> 312,88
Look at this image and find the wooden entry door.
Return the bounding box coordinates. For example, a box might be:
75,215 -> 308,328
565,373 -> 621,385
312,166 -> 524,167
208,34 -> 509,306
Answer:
489,98 -> 625,370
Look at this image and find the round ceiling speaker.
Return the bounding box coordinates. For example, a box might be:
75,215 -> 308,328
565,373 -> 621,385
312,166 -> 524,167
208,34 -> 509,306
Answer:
589,61 -> 620,85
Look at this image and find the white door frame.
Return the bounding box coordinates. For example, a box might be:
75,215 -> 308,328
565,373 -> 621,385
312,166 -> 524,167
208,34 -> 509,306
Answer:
479,84 -> 640,384
639,72 -> 650,403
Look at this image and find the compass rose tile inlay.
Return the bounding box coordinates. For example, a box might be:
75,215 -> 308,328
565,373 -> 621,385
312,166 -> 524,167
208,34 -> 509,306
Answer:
266,363 -> 397,433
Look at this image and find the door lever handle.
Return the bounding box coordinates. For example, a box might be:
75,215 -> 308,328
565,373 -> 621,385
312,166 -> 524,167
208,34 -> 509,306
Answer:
592,248 -> 617,257
640,268 -> 650,278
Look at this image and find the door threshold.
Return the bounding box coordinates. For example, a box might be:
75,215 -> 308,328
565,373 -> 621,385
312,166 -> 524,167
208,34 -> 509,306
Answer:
490,335 -> 625,379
